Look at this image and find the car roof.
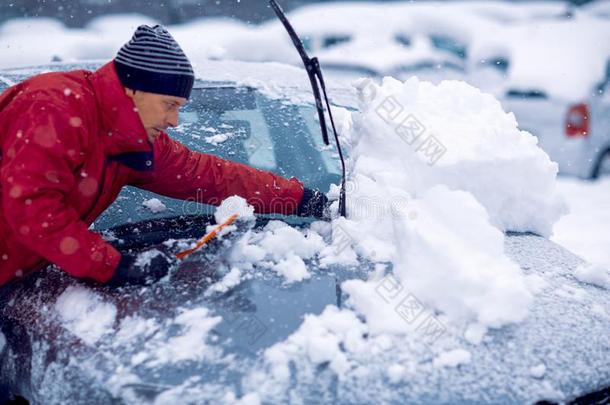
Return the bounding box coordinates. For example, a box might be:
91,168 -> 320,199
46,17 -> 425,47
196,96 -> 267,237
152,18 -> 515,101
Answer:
0,59 -> 359,109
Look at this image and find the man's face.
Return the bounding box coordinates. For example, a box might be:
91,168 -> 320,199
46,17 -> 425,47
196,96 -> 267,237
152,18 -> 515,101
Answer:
125,88 -> 187,143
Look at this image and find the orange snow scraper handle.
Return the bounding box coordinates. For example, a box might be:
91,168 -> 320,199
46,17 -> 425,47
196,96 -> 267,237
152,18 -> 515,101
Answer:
175,213 -> 239,259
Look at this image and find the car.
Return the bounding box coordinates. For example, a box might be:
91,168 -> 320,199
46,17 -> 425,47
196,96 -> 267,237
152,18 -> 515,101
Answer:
251,3 -> 469,84
502,59 -> 610,179
468,15 -> 610,179
0,60 -> 609,404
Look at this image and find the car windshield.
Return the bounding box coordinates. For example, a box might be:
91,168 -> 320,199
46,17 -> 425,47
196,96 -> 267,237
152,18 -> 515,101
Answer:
93,85 -> 341,230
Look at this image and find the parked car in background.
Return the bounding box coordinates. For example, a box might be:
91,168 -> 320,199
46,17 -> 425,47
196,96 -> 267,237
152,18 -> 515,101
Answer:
253,2 -> 471,84
470,16 -> 610,178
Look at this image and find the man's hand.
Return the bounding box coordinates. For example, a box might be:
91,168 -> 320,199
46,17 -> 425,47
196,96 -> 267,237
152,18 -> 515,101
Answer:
107,245 -> 175,286
297,188 -> 330,219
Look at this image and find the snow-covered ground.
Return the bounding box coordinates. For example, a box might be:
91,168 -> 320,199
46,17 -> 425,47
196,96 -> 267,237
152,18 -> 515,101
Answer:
552,177 -> 610,268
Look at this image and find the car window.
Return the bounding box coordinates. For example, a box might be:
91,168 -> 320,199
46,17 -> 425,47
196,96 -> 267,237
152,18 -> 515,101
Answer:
322,34 -> 352,49
93,86 -> 341,230
394,34 -> 412,48
478,56 -> 510,73
430,34 -> 468,59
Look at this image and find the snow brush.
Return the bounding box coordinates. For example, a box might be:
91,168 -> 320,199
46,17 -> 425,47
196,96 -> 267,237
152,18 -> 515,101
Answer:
175,214 -> 239,259
269,0 -> 347,218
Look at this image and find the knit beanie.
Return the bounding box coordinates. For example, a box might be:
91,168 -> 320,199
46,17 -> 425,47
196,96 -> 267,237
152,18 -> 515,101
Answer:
114,25 -> 195,99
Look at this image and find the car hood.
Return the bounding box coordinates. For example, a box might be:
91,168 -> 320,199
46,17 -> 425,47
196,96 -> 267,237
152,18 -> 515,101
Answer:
0,217 -> 608,404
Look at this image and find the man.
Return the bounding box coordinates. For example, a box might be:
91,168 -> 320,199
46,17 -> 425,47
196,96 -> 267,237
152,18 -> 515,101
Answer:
0,25 -> 328,286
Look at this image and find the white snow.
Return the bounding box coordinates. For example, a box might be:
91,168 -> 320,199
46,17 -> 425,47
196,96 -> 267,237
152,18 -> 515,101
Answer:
271,254 -> 310,283
130,307 -> 222,367
205,133 -> 230,145
214,195 -> 255,225
258,221 -> 325,263
210,267 -> 243,293
261,306 -> 368,380
552,178 -> 610,268
115,316 -> 159,345
224,219 -> 326,284
324,76 -> 566,334
142,198 -> 167,213
470,15 -> 610,99
386,364 -> 407,384
433,348 -> 472,368
54,286 -> 117,345
574,263 -> 610,289
134,248 -> 165,268
464,323 -> 488,345
2,9 -> 609,400
529,363 -> 547,379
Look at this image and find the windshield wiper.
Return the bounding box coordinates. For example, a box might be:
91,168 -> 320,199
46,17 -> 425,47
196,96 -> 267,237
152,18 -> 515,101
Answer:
269,0 -> 347,218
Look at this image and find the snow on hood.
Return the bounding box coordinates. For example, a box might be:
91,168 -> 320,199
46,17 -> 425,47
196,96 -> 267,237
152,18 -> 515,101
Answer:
235,75 -> 573,402
54,286 -> 117,345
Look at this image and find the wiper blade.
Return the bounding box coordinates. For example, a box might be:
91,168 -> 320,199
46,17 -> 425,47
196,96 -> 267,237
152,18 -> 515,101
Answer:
269,0 -> 347,218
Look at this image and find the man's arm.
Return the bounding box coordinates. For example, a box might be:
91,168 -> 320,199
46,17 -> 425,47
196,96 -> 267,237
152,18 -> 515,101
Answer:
129,133 -> 306,216
1,101 -> 120,282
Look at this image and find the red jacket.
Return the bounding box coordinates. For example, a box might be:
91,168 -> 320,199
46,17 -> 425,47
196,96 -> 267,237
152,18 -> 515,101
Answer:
0,61 -> 304,286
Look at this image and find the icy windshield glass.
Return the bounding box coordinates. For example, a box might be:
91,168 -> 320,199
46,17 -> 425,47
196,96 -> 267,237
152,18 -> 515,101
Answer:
93,86 -> 340,230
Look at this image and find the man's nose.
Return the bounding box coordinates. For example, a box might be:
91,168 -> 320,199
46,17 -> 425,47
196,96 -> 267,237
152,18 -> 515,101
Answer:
166,111 -> 179,128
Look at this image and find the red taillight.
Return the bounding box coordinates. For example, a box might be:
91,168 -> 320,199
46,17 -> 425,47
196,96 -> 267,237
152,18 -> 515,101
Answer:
565,103 -> 589,138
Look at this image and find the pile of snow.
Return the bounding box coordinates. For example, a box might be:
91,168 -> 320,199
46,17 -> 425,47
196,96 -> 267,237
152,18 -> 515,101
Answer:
226,219 -> 326,284
346,76 -> 566,234
258,306 -> 368,380
54,286 -> 117,345
239,75 -> 577,399
323,76 -> 566,332
181,197 -> 327,285
214,195 -> 255,224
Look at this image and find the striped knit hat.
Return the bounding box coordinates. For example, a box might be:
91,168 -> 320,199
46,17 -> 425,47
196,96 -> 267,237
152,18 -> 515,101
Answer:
115,25 -> 194,99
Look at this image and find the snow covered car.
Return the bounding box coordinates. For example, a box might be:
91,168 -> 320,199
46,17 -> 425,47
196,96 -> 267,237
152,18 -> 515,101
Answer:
503,58 -> 610,179
469,15 -> 610,179
0,60 -> 609,405
252,2 -> 468,85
